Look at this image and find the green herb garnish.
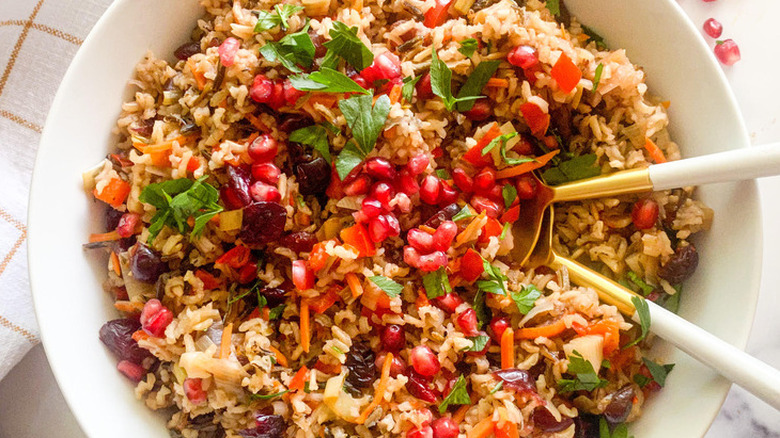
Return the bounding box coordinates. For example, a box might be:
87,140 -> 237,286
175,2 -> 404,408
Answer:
474,289 -> 491,329
499,222 -> 511,240
458,38 -> 479,57
452,205 -> 475,221
467,335 -> 490,352
436,168 -> 451,179
139,176 -> 223,242
477,257 -> 507,295
402,75 -> 421,102
489,381 -> 503,394
323,21 -> 374,71
642,358 -> 674,387
454,60 -> 500,111
545,0 -> 560,17
249,389 -> 290,400
599,417 -> 634,438
268,304 -> 286,320
289,124 -> 333,163
582,25 -> 607,50
438,375 -> 470,413
592,63 -> 604,91
502,184 -> 517,209
370,275 -> 403,298
254,4 -> 304,32
627,271 -> 653,296
510,284 -> 541,314
541,153 -> 601,185
259,26 -> 315,73
335,93 -> 391,179
557,350 -> 608,393
423,267 -> 452,299
624,296 -> 651,348
430,48 -> 481,111
290,67 -> 370,94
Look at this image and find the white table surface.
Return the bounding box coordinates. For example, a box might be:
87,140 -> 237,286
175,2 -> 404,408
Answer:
2,0 -> 780,436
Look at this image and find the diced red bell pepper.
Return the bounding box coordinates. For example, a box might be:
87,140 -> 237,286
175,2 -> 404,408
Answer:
340,223 -> 376,257
423,0 -> 454,28
194,269 -> 221,290
292,260 -> 315,290
215,245 -> 251,269
238,263 -> 257,284
306,286 -> 340,314
501,205 -> 520,223
94,178 -> 131,208
288,366 -> 309,391
460,249 -> 485,283
519,102 -> 550,139
308,240 -> 331,273
463,123 -> 502,166
478,217 -> 503,243
550,52 -> 582,94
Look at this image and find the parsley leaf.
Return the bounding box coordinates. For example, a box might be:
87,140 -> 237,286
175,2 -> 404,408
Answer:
627,271 -> 653,296
335,93 -> 391,179
289,67 -> 370,94
323,22 -> 374,71
423,267 -> 452,299
402,76 -> 421,102
477,257 -> 507,295
254,4 -> 304,32
642,358 -> 674,387
473,289 -> 491,329
592,63 -> 604,91
500,222 -> 511,240
467,335 -> 490,352
435,168 -> 451,179
625,296 -> 651,348
510,285 -> 541,314
633,373 -> 652,388
489,381 -> 503,394
558,350 -> 608,393
249,390 -> 290,400
545,0 -> 560,17
370,275 -> 403,298
289,124 -> 333,163
430,48 -> 481,111
139,176 -> 223,242
502,184 -> 517,209
541,153 -> 601,185
438,375 -> 470,413
259,27 -> 315,73
455,60 -> 500,112
452,205 -> 475,221
481,132 -> 518,156
458,38 -> 479,57
582,25 -> 608,50
268,304 -> 286,320
661,287 -> 681,313
599,417 -> 634,438
335,142 -> 367,180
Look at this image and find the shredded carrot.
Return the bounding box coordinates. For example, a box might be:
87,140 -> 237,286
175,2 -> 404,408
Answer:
352,0 -> 363,11
261,307 -> 271,320
501,327 -> 515,369
245,114 -> 270,133
137,136 -> 187,154
300,301 -> 311,353
131,329 -> 149,343
389,84 -> 403,104
467,416 -> 495,438
187,59 -> 207,90
452,405 -> 470,424
114,300 -> 144,314
515,318 -> 568,340
643,137 -> 667,164
110,251 -> 121,276
220,322 -> 233,359
487,77 -> 509,88
289,366 -> 309,391
356,352 -> 393,424
93,178 -> 131,208
494,406 -> 519,438
415,289 -> 430,308
383,125 -> 398,139
495,149 -> 560,179
346,273 -> 364,299
455,211 -> 488,247
89,230 -> 121,243
266,345 -> 288,367
418,225 -> 437,234
308,93 -> 339,108
661,100 -> 671,109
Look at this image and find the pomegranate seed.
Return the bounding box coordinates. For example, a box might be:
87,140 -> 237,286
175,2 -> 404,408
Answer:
238,263 -> 257,284
369,215 -> 391,243
375,353 -> 406,376
408,426 -> 434,438
404,247 -> 448,272
470,196 -> 501,218
703,18 -> 723,38
485,184 -> 504,203
410,345 -> 441,377
250,74 -> 274,103
248,134 -> 278,163
432,221 -> 457,251
140,299 -> 173,337
292,260 -> 315,290
385,214 -> 401,237
714,39 -> 741,65
456,308 -> 478,336
407,228 -> 434,252
507,45 -> 539,69
416,73 -> 434,100
268,81 -> 286,110
249,181 -> 282,203
117,360 -> 145,382
473,168 -> 497,193
432,292 -> 464,313
218,37 -> 240,67
438,181 -> 458,206
420,175 -> 442,205
371,181 -> 396,208
116,213 -> 140,238
516,174 -> 538,200
631,198 -> 659,230
489,316 -> 511,342
364,157 -> 397,180
283,79 -> 306,106
465,330 -> 491,356
361,51 -> 402,83
183,377 -> 208,404
431,417 -> 459,438
405,370 -> 438,402
381,324 -> 406,351
361,197 -> 386,219
251,162 -> 281,184
343,174 -> 372,196
514,136 -> 535,155
407,154 -> 430,176
396,169 -> 420,195
462,99 -> 491,121
350,74 -> 369,90
452,168 -> 474,193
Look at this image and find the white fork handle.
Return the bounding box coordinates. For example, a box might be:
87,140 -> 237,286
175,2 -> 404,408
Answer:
644,301 -> 780,411
649,143 -> 780,191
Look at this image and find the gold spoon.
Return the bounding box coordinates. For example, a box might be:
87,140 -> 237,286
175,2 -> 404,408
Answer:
526,206 -> 780,410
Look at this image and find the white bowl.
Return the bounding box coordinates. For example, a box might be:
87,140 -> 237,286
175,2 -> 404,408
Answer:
28,0 -> 761,437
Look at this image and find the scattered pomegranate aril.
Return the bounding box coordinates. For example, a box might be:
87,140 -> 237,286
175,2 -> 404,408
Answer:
462,99 -> 491,121
507,45 -> 539,69
117,360 -> 145,382
714,39 -> 741,65
218,37 -> 240,67
473,167 -> 497,192
420,175 -> 442,204
292,260 -> 315,290
364,157 -> 397,180
416,73 -> 434,100
375,353 -> 406,377
430,417 -> 459,438
381,324 -> 406,351
396,169 -> 421,195
465,330 -> 491,356
140,298 -> 173,337
431,292 -> 464,313
407,154 -> 430,176
437,181 -> 458,206
251,162 -> 281,184
361,51 -> 402,83
283,79 -> 306,106
369,215 -> 391,243
385,214 -> 401,237
248,134 -> 278,163
432,221 -> 457,251
489,316 -> 511,342
408,426 -> 434,438
703,18 -> 723,38
485,184 -> 504,204
631,198 -> 659,230
280,231 -> 317,253
407,228 -> 434,252
409,345 -> 441,377
404,247 -> 448,272
455,308 -> 479,336
343,174 -> 372,196
250,74 -> 274,104
249,181 -> 281,203
452,168 -> 474,193
405,369 -> 438,402
516,174 -> 538,200
470,196 -> 501,218
267,81 -> 286,110
361,197 -> 386,219
116,213 -> 141,238
184,377 -> 208,404
350,74 -> 369,90
371,181 -> 396,208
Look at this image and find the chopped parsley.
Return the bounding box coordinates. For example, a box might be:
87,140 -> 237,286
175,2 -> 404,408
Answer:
592,63 -> 604,91
268,304 -> 286,320
582,25 -> 608,50
370,275 -> 403,298
289,67 -> 370,94
423,267 -> 452,299
430,48 -> 481,111
458,38 -> 479,57
139,176 -> 223,242
510,284 -> 541,315
489,381 -> 503,394
599,417 -> 633,438
467,335 -> 490,352
545,0 -> 560,17
473,289 -> 492,329
481,132 -> 518,156
249,390 -> 290,400
477,257 -> 507,295
435,168 -> 451,179
499,222 -> 511,240
402,75 -> 421,102
289,124 -> 333,163
335,93 -> 391,179
454,60 -> 500,112
541,153 -> 601,185
438,375 -> 470,413
502,184 -> 517,209
627,271 -> 653,296
642,358 -> 675,387
557,350 -> 608,393
624,296 -> 651,348
254,4 -> 304,32
259,26 -> 315,73
452,205 -> 475,221
323,21 -> 374,71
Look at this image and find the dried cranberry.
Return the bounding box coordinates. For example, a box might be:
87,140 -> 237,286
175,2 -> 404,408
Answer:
222,165 -> 252,209
280,231 -> 317,253
603,386 -> 635,424
174,41 -> 201,60
405,368 -> 438,403
381,324 -> 406,352
295,157 -> 330,196
99,319 -> 151,364
239,202 -> 287,246
424,203 -> 461,229
278,114 -> 314,133
239,413 -> 285,438
532,407 -> 574,432
105,207 -> 123,231
658,244 -> 699,284
130,243 -> 167,283
493,369 -> 535,393
258,287 -> 287,307
574,413 -> 601,438
345,342 -> 377,389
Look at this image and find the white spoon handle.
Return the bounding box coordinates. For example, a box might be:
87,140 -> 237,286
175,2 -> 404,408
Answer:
645,301 -> 780,410
649,143 -> 780,191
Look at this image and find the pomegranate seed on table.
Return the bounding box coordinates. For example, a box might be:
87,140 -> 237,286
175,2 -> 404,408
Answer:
452,168 -> 474,193
249,181 -> 281,203
283,79 -> 306,106
631,198 -> 659,230
343,174 -> 372,196
473,167 -> 496,193
407,154 -> 430,176
292,260 -> 315,290
218,37 -> 240,67
489,316 -> 511,342
116,213 -> 140,238
251,162 -> 281,184
432,221 -> 457,251
381,324 -> 406,351
703,18 -> 723,38
385,214 -> 401,236
516,174 -> 538,200
375,353 -> 406,376
117,360 -> 145,382
410,345 -> 441,376
140,298 -> 173,337
432,292 -> 464,313
183,377 -> 208,404
361,197 -> 386,219
420,175 -> 442,204
250,74 -> 274,103
430,417 -> 459,438
248,134 -> 278,162
371,181 -> 396,208
369,215 -> 391,242
407,228 -> 434,252
470,196 -> 501,218
456,308 -> 479,336
507,45 -> 539,69
365,157 -> 397,180
404,247 -> 448,272
396,169 -> 421,195
437,181 -> 458,206
408,426 -> 434,438
361,51 -> 402,83
462,99 -> 491,121
714,39 -> 741,65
